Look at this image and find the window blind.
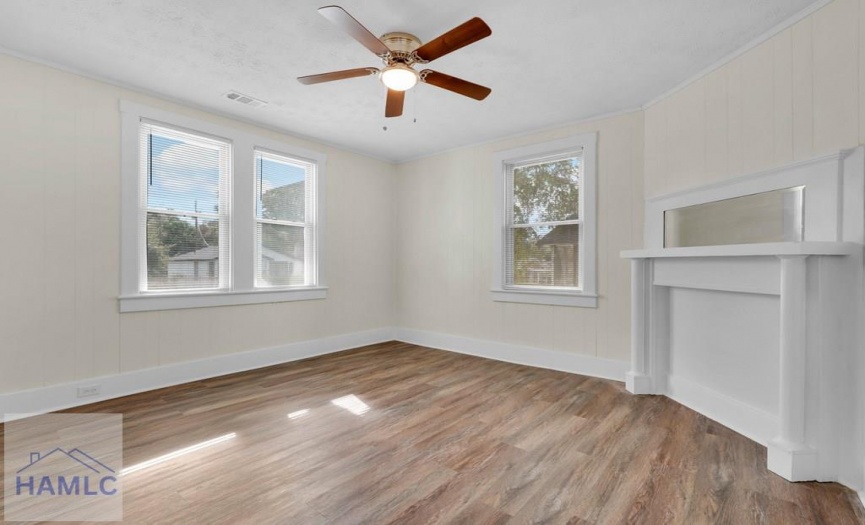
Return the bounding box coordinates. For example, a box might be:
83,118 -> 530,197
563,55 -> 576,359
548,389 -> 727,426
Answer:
139,121 -> 231,291
254,149 -> 315,288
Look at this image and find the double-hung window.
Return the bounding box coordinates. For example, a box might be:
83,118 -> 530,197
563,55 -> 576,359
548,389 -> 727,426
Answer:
141,122 -> 231,292
254,150 -> 316,288
492,133 -> 597,307
120,101 -> 326,312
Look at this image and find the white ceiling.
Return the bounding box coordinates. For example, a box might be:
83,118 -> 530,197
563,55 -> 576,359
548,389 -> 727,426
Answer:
0,0 -> 820,162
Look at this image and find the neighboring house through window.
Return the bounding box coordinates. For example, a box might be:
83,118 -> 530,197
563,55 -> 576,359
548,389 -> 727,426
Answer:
492,133 -> 598,307
120,101 -> 326,312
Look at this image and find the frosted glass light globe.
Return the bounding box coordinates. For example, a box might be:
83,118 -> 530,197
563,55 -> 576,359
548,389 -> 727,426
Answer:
380,64 -> 418,91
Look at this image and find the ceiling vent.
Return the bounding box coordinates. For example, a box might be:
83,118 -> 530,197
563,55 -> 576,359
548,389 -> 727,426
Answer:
224,91 -> 267,108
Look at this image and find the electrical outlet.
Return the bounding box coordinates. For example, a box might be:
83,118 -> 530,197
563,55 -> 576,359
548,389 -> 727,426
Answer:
77,385 -> 101,398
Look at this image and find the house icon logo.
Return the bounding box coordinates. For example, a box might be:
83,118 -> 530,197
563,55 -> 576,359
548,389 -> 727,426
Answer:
4,412 -> 123,521
16,448 -> 118,497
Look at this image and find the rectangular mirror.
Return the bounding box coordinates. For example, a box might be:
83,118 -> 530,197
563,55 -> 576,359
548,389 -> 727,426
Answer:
664,186 -> 804,248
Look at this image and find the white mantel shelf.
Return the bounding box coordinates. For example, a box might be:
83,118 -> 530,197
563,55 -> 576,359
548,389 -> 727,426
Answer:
621,241 -> 860,259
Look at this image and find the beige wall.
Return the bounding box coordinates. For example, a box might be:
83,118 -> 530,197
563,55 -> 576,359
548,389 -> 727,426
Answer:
395,112 -> 644,362
0,54 -> 397,394
644,0 -> 864,198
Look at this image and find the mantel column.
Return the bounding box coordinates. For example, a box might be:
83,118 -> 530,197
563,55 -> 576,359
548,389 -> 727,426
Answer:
767,254 -> 817,481
626,258 -> 654,394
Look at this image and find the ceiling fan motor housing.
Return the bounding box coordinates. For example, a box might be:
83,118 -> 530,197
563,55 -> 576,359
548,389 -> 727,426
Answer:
380,32 -> 423,64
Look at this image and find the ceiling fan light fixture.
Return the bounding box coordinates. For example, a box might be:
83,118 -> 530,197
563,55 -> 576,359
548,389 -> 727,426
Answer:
380,64 -> 418,91
299,7 -> 492,117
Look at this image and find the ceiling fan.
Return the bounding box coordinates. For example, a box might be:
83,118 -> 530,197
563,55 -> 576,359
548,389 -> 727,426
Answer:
298,6 -> 492,118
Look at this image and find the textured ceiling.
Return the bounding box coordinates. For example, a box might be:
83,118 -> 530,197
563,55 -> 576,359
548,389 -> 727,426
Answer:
0,0 -> 820,162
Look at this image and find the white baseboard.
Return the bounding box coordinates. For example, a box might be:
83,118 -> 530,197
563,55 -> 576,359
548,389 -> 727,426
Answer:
1,327 -> 396,422
665,374 -> 778,446
1,327 -> 629,422
394,328 -> 629,382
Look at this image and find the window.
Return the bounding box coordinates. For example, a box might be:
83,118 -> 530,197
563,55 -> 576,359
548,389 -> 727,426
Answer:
492,133 -> 597,307
254,150 -> 316,288
120,101 -> 326,312
141,122 -> 231,292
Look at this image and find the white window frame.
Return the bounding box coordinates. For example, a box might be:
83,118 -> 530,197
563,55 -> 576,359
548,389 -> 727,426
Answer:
119,101 -> 327,312
492,133 -> 598,308
253,148 -> 318,289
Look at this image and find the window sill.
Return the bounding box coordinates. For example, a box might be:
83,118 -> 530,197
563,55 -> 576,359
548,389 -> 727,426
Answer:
491,289 -> 598,308
119,286 -> 328,313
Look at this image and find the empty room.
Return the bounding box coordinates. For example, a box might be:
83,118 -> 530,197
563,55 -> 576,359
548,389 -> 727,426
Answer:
2,0 -> 865,523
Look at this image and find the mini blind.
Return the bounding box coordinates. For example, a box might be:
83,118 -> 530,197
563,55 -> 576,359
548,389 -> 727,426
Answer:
505,150 -> 583,290
254,149 -> 315,288
139,121 -> 231,292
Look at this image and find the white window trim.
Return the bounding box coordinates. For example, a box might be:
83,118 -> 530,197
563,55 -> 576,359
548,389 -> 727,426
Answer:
119,100 -> 327,312
491,133 -> 598,308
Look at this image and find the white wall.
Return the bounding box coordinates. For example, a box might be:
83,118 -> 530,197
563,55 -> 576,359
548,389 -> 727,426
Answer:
0,53 -> 397,395
395,112 -> 644,362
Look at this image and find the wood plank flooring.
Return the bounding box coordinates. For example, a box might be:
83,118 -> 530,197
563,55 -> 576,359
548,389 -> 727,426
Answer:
2,341 -> 864,524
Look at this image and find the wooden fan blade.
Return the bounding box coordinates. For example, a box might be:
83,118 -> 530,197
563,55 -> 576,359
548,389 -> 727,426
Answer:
420,70 -> 491,100
385,89 -> 405,118
319,6 -> 391,57
414,17 -> 491,62
297,68 -> 378,85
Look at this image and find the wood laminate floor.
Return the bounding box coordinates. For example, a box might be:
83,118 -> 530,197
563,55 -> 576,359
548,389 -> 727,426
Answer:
2,342 -> 863,524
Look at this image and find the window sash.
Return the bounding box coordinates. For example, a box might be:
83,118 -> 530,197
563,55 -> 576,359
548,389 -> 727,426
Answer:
253,149 -> 317,289
504,154 -> 584,291
139,121 -> 232,293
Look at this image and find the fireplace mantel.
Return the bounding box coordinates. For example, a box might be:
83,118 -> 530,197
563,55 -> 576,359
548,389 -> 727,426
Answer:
621,147 -> 865,490
622,245 -> 856,482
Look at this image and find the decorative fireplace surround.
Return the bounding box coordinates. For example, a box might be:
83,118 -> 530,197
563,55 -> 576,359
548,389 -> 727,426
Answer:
621,147 -> 865,490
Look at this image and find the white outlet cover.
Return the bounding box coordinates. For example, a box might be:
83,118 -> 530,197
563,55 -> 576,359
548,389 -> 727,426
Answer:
77,386 -> 101,398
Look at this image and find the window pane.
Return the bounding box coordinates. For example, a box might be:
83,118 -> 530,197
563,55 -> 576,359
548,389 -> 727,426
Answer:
147,132 -> 222,215
146,212 -> 220,290
508,224 -> 580,288
257,223 -> 305,287
256,153 -> 306,222
512,155 -> 581,224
